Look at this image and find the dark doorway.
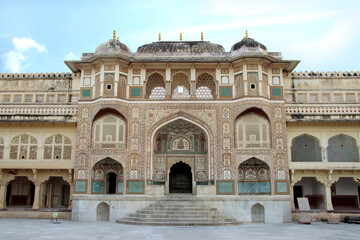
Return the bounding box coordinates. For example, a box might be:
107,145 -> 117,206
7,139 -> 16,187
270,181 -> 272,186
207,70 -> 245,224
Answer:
61,185 -> 70,207
293,186 -> 303,209
169,161 -> 192,193
106,173 -> 117,194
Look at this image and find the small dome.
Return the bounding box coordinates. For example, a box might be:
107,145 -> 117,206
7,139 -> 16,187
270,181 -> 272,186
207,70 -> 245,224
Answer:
95,39 -> 131,55
231,38 -> 267,52
137,41 -> 225,54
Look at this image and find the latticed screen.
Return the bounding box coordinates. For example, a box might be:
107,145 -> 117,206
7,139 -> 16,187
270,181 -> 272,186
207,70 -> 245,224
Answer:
93,115 -> 126,148
196,73 -> 215,99
172,86 -> 190,99
149,87 -> 166,99
236,113 -> 269,148
195,86 -> 213,99
10,134 -> 38,160
147,73 -> 165,99
43,134 -> 72,160
171,73 -> 190,99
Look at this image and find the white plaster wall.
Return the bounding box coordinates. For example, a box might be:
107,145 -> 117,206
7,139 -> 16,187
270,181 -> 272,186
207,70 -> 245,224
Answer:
335,178 -> 359,195
295,177 -> 324,196
72,195 -> 291,224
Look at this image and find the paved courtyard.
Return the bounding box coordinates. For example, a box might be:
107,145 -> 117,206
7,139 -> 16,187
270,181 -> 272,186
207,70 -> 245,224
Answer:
0,218 -> 359,240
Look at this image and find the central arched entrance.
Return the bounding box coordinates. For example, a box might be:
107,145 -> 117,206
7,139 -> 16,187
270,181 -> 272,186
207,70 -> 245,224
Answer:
151,118 -> 210,194
169,161 -> 192,193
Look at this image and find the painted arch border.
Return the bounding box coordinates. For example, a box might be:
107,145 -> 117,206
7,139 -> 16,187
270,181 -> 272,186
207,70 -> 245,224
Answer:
146,111 -> 215,181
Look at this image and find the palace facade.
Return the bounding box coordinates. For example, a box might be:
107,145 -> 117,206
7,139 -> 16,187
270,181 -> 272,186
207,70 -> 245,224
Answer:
0,31 -> 359,223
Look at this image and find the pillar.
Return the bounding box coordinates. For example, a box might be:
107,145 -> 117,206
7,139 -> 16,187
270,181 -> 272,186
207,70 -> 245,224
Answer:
32,182 -> 41,209
165,82 -> 171,99
324,184 -> 334,211
46,183 -> 52,208
0,183 -> 8,209
289,183 -> 295,210
100,65 -> 104,96
190,82 -> 196,98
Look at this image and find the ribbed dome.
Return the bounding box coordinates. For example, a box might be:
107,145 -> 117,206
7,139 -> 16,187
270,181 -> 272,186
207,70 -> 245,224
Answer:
231,38 -> 267,52
137,41 -> 225,54
95,39 -> 131,55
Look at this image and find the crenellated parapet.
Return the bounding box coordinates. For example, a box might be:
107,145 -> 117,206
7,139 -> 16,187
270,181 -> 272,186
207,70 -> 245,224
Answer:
292,71 -> 360,78
0,72 -> 72,79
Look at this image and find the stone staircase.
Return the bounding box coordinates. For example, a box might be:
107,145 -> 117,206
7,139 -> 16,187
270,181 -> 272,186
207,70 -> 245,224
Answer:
116,200 -> 242,226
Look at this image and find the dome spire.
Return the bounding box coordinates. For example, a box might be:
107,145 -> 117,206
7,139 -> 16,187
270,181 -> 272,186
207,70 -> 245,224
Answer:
159,33 -> 161,41
113,30 -> 116,39
243,30 -> 248,39
201,32 -> 204,41
180,33 -> 182,41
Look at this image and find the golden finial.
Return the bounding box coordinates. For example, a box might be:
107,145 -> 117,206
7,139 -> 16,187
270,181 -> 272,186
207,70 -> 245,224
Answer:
246,30 -> 248,38
159,33 -> 161,41
180,33 -> 182,41
113,30 -> 116,39
201,32 -> 203,41
117,36 -> 119,41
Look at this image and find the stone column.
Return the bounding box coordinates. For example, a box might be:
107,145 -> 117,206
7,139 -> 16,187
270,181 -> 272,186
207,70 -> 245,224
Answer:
190,82 -> 196,98
165,82 -> 171,99
324,184 -> 334,211
100,65 -> 104,96
32,182 -> 42,209
289,183 -> 295,210
46,183 -> 52,208
0,182 -> 8,209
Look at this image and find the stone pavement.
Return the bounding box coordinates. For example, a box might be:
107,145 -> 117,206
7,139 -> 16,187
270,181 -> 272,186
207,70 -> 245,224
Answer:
0,218 -> 360,240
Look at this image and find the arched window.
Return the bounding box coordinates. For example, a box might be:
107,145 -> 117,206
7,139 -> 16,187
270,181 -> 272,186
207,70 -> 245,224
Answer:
117,76 -> 126,99
236,113 -> 270,148
146,72 -> 165,99
238,158 -> 270,194
327,134 -> 359,162
247,73 -> 259,96
171,72 -> 190,99
44,134 -> 72,160
291,134 -> 322,162
10,134 -> 37,160
196,73 -> 216,99
93,115 -> 126,148
103,74 -> 115,97
92,158 -> 124,194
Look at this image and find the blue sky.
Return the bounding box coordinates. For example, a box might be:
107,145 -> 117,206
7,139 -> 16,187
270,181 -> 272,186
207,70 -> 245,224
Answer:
0,0 -> 359,73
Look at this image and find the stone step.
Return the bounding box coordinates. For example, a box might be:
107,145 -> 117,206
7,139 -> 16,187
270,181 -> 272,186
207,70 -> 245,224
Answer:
144,207 -> 217,211
149,203 -> 210,208
122,216 -> 237,223
135,210 -> 222,215
128,213 -> 232,219
116,219 -> 243,226
117,200 -> 240,226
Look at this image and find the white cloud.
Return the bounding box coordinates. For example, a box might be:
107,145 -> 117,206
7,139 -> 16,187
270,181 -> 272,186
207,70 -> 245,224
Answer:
1,37 -> 47,73
12,37 -> 47,53
65,51 -> 77,60
2,51 -> 26,73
